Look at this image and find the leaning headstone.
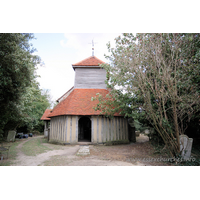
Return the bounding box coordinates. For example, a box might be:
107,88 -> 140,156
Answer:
179,135 -> 193,160
7,130 -> 16,142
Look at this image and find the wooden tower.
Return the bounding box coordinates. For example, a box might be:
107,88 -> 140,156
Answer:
41,55 -> 129,144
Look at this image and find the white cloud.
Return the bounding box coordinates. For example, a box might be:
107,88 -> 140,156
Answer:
36,60 -> 75,102
36,33 -> 123,103
61,33 -> 122,62
60,33 -> 84,49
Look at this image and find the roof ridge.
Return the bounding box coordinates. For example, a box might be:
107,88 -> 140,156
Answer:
50,89 -> 75,115
72,56 -> 105,66
56,86 -> 74,102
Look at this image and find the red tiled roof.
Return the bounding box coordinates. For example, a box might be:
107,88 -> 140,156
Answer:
40,109 -> 52,120
48,89 -> 122,117
56,86 -> 74,103
72,56 -> 105,66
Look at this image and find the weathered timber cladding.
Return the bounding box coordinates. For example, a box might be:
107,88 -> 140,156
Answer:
91,116 -> 128,143
74,68 -> 107,89
50,116 -> 78,144
44,121 -> 49,137
93,116 -> 97,142
71,116 -> 77,143
49,115 -> 128,144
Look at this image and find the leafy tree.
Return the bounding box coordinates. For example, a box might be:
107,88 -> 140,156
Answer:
179,34 -> 200,138
0,33 -> 40,137
17,83 -> 52,133
94,33 -> 200,157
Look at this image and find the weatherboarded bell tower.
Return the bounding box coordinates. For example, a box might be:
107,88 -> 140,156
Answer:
46,55 -> 129,144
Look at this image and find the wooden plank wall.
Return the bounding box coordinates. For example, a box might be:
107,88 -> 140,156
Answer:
74,68 -> 107,89
49,115 -> 128,144
91,116 -> 128,143
50,116 -> 78,144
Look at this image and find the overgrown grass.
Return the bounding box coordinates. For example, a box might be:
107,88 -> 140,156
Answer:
21,137 -> 64,156
0,140 -> 21,166
21,137 -> 48,156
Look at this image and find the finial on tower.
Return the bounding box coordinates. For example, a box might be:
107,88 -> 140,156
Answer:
89,39 -> 97,57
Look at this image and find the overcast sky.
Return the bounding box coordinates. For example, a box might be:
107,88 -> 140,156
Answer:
32,33 -> 122,103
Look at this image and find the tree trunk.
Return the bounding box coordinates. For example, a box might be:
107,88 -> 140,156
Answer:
173,105 -> 180,153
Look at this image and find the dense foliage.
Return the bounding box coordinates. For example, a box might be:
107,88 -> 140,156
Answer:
94,33 -> 200,157
0,33 -> 51,139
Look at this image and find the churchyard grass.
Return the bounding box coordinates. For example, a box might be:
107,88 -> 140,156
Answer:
21,137 -> 64,156
0,140 -> 21,166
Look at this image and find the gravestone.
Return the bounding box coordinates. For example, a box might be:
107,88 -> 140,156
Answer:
7,130 -> 16,142
179,135 -> 193,160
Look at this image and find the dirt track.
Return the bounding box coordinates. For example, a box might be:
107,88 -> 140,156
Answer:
6,135 -> 172,166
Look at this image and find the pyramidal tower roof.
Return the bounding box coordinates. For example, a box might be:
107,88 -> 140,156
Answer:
42,55 -> 122,118
72,56 -> 105,67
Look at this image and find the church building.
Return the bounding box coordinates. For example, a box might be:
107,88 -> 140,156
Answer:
41,55 -> 130,144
